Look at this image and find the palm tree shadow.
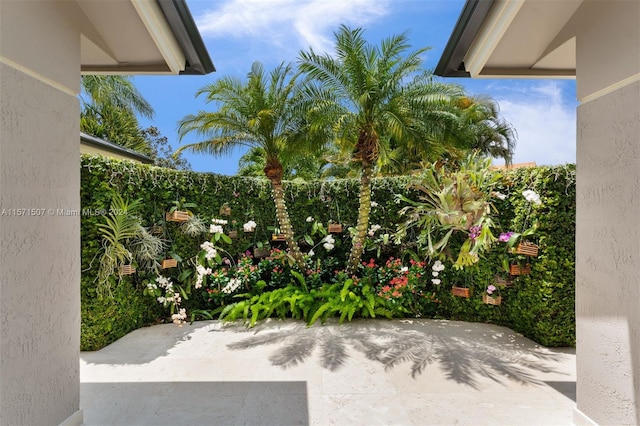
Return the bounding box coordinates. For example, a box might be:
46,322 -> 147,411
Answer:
225,319 -> 565,388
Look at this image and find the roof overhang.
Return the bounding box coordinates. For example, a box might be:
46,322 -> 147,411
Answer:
79,0 -> 214,75
80,132 -> 154,164
435,0 -> 580,79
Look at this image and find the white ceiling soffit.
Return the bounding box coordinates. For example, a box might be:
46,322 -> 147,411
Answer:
79,0 -> 184,75
464,0 -> 581,78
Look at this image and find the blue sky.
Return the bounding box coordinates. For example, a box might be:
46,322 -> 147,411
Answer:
135,0 -> 577,175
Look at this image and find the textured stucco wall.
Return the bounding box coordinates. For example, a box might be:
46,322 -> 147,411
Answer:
0,2 -> 82,424
576,80 -> 640,425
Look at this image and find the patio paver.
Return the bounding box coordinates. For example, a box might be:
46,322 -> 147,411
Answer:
80,319 -> 576,425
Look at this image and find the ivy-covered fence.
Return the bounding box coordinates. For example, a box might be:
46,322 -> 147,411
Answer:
80,155 -> 575,350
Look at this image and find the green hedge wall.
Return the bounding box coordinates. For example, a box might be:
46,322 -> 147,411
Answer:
80,155 -> 575,350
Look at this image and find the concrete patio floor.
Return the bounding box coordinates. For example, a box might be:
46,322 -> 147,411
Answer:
80,319 -> 576,425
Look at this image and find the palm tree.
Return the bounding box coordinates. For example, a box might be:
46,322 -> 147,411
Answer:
447,96 -> 516,164
80,75 -> 155,153
176,61 -> 323,269
238,146 -> 328,180
298,25 -> 465,273
81,75 -> 154,119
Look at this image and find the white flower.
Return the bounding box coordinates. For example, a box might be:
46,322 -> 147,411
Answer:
157,296 -> 166,304
222,278 -> 241,294
211,218 -> 228,225
523,190 -> 542,205
306,216 -> 314,223
209,224 -> 224,234
432,260 -> 445,272
243,220 -> 257,232
493,191 -> 508,200
400,266 -> 408,273
323,235 -> 335,244
200,241 -> 218,260
171,308 -> 187,325
431,278 -> 441,285
323,243 -> 334,251
156,275 -> 169,288
368,224 -> 381,236
432,271 -> 439,277
370,201 -> 378,207
146,282 -> 157,290
195,264 -> 212,289
308,249 -> 315,257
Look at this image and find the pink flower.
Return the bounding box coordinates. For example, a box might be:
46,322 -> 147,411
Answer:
499,232 -> 513,242
487,285 -> 497,295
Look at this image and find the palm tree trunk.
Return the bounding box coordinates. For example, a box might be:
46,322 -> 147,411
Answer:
271,181 -> 306,270
346,163 -> 373,274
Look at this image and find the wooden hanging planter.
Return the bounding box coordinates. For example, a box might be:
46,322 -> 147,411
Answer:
119,264 -> 136,275
253,247 -> 270,258
512,241 -> 539,257
510,264 -> 531,276
328,223 -> 343,233
495,275 -> 514,288
482,294 -> 502,305
166,211 -> 190,222
161,258 -> 178,269
272,234 -> 286,242
219,206 -> 232,216
451,286 -> 471,298
228,230 -> 238,239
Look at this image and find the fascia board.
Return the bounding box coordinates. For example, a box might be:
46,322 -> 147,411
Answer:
464,0 -> 525,78
131,0 -> 185,74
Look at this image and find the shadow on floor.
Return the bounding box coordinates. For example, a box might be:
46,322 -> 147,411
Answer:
225,319 -> 566,388
81,381 -> 309,425
544,381 -> 576,402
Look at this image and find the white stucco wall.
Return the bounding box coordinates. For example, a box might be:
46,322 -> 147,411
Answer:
1,2 -> 82,424
573,2 -> 640,423
575,80 -> 640,425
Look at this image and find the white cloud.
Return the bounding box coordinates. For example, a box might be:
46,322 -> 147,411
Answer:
493,81 -> 576,166
195,0 -> 389,53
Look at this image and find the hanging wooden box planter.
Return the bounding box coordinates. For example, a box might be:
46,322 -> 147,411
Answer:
228,230 -> 238,239
253,247 -> 270,258
512,241 -> 539,257
166,211 -> 190,222
328,224 -> 343,233
451,286 -> 471,298
119,264 -> 136,275
161,259 -> 178,269
482,294 -> 502,305
272,234 -> 286,242
495,275 -> 514,288
510,264 -> 531,276
219,206 -> 231,216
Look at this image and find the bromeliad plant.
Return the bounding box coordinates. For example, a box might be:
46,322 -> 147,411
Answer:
395,154 -> 501,269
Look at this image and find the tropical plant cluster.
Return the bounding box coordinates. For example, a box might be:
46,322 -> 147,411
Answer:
80,155 -> 575,350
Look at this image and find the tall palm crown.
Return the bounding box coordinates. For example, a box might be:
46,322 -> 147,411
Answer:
298,25 -> 465,271
177,61 -> 318,268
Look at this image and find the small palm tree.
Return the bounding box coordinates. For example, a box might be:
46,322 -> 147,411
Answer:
176,62 -> 322,269
298,25 -> 465,273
